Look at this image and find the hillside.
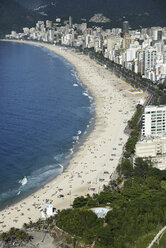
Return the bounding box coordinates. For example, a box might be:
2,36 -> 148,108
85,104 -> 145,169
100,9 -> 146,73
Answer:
0,0 -> 41,36
16,0 -> 166,28
1,0 -> 166,36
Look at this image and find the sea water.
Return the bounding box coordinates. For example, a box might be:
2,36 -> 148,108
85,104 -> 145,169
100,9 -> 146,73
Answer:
0,41 -> 92,209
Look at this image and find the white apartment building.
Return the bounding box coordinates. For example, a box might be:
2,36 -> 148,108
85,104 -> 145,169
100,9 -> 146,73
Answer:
143,47 -> 157,74
135,136 -> 166,170
107,35 -> 121,52
142,105 -> 166,137
136,136 -> 166,158
46,20 -> 53,29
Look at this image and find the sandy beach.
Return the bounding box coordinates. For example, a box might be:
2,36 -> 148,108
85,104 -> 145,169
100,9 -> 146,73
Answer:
0,40 -> 147,232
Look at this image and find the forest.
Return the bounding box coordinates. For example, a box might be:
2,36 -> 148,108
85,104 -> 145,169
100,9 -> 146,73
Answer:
56,158 -> 166,248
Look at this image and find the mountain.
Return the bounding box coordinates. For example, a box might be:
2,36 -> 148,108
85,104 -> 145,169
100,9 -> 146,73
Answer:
0,0 -> 41,36
1,0 -> 166,37
16,0 -> 53,9
15,0 -> 166,28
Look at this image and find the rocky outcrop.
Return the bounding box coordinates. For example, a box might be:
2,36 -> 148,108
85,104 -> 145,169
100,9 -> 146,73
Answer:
89,13 -> 110,23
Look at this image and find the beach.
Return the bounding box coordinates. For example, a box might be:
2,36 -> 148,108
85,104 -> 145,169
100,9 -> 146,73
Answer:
0,40 -> 147,232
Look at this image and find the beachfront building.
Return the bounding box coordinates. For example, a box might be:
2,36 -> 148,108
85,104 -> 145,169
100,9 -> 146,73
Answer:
41,204 -> 57,219
122,21 -> 129,34
138,105 -> 166,170
5,19 -> 166,84
142,105 -> 166,137
135,136 -> 166,170
136,136 -> 166,157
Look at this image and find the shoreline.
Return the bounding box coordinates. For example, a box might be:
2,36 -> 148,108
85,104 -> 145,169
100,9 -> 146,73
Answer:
0,40 -> 148,232
0,40 -> 96,212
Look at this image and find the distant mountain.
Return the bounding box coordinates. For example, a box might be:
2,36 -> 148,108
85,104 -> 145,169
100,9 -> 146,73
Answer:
1,0 -> 166,36
89,14 -> 110,23
0,0 -> 41,36
16,0 -> 54,10
15,0 -> 166,28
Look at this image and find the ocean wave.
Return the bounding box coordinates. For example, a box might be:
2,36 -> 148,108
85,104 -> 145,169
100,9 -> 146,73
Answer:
0,188 -> 19,206
82,90 -> 94,103
77,130 -> 82,135
19,176 -> 28,186
18,164 -> 62,192
82,92 -> 89,97
88,96 -> 93,102
89,103 -> 95,113
72,135 -> 79,141
71,69 -> 79,80
0,42 -> 93,210
0,163 -> 63,208
58,164 -> 64,172
54,153 -> 65,162
69,148 -> 74,154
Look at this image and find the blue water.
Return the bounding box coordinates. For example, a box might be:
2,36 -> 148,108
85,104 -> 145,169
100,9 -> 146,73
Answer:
0,41 -> 92,209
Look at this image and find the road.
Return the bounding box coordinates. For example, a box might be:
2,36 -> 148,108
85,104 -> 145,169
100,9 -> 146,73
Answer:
147,226 -> 166,248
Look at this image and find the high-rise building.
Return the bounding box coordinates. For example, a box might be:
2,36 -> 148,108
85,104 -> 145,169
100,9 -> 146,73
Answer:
143,48 -> 157,73
164,50 -> 166,63
123,21 -> 129,34
107,35 -> 121,52
157,30 -> 162,41
46,20 -> 53,29
69,16 -> 72,28
136,136 -> 166,158
142,106 -> 166,137
122,33 -> 132,50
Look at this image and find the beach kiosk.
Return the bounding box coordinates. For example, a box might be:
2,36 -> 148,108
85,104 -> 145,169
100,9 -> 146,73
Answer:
41,204 -> 57,219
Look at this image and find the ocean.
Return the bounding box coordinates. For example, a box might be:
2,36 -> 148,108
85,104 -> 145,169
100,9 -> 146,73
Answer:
0,41 -> 92,209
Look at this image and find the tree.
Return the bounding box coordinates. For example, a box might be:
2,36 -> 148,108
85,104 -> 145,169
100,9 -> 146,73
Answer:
72,196 -> 89,208
119,158 -> 133,178
134,158 -> 153,178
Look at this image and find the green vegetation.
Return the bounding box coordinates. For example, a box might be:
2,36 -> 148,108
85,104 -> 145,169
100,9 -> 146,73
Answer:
152,231 -> 166,248
55,49 -> 166,247
1,36 -> 166,248
0,0 -> 42,36
1,0 -> 166,36
160,95 -> 166,105
128,104 -> 142,129
0,227 -> 32,245
124,112 -> 141,158
56,159 -> 166,248
56,209 -> 102,241
54,93 -> 166,247
23,216 -> 56,231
